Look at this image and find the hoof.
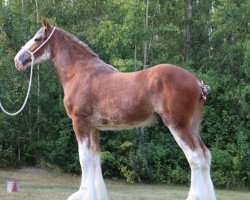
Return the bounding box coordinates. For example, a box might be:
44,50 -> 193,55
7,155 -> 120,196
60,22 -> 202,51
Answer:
67,189 -> 99,200
67,190 -> 82,200
186,193 -> 216,200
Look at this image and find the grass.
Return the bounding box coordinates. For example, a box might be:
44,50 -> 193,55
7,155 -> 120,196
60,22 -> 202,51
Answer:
0,168 -> 249,200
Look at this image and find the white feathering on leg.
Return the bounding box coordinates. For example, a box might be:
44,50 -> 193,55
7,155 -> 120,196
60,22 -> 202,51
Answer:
94,153 -> 109,200
168,126 -> 216,200
68,139 -> 97,200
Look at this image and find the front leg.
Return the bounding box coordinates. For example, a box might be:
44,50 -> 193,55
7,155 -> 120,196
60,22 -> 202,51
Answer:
68,140 -> 97,200
67,117 -> 109,200
67,118 -> 97,200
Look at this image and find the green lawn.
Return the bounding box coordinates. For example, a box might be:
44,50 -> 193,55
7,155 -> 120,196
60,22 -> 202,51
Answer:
0,168 -> 249,200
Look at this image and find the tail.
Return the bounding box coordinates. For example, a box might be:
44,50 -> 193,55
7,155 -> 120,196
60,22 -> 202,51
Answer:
191,80 -> 210,138
200,80 -> 210,101
190,82 -> 208,150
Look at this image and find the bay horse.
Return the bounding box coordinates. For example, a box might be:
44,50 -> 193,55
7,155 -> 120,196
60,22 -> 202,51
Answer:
14,18 -> 216,200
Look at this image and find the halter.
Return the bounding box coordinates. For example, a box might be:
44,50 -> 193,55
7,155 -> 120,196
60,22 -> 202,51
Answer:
25,27 -> 56,62
0,27 -> 56,116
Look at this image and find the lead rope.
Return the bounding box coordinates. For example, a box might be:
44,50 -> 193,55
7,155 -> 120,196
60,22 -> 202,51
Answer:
0,27 -> 56,116
0,55 -> 35,116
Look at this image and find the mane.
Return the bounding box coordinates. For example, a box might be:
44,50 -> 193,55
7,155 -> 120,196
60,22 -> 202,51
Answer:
60,29 -> 98,58
59,28 -> 118,72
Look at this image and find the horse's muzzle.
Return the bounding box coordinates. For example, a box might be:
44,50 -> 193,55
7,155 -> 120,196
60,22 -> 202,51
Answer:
14,52 -> 31,71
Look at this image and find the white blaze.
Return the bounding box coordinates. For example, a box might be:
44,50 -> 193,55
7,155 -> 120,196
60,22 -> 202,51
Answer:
14,30 -> 51,69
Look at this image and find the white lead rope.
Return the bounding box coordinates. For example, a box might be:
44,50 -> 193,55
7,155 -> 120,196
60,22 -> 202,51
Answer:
0,27 -> 56,116
0,56 -> 35,116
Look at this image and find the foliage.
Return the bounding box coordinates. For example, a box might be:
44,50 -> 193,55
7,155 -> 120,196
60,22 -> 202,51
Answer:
0,0 -> 249,188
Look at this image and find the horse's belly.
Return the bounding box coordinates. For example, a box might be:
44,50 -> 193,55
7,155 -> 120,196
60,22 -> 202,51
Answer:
93,114 -> 158,131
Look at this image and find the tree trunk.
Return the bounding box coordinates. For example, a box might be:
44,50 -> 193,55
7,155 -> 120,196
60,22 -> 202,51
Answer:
35,0 -> 41,137
35,0 -> 39,24
22,0 -> 24,12
186,0 -> 193,60
134,44 -> 137,71
143,0 -> 149,69
17,124 -> 21,163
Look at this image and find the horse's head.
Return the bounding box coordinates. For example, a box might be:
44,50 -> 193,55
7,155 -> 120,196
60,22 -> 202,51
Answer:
14,18 -> 55,71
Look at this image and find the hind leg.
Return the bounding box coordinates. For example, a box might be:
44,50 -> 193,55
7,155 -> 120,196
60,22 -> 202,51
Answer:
152,64 -> 215,199
168,126 -> 216,200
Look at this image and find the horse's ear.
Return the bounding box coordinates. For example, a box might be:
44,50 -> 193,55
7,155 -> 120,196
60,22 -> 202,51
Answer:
42,17 -> 51,31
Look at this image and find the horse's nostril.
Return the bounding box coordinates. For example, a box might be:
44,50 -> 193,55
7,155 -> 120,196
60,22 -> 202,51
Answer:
14,59 -> 18,67
14,59 -> 24,69
14,59 -> 19,66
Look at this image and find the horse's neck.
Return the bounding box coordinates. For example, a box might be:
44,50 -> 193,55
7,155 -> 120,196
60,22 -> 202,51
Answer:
51,34 -> 97,88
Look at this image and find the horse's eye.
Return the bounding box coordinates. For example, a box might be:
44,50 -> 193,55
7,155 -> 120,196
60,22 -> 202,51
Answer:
34,38 -> 41,42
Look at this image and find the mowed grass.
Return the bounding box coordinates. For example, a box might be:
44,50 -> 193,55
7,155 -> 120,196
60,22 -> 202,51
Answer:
0,168 -> 249,200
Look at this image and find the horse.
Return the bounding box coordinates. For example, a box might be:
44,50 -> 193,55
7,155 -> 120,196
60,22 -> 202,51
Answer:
14,18 -> 216,200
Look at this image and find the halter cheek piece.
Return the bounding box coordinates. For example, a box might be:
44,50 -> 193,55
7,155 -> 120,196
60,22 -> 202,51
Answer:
24,27 -> 57,63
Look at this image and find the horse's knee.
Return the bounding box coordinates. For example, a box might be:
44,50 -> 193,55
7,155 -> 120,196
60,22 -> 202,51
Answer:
189,150 -> 203,169
189,148 -> 211,171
